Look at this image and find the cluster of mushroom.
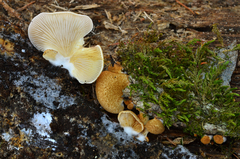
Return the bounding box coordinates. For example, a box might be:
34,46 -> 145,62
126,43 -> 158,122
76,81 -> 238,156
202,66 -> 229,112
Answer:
201,134 -> 227,145
118,111 -> 165,141
95,62 -> 165,141
28,11 -> 165,141
28,12 -> 104,84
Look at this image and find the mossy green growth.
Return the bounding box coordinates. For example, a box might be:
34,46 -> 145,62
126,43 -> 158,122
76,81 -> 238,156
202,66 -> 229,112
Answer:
117,31 -> 240,137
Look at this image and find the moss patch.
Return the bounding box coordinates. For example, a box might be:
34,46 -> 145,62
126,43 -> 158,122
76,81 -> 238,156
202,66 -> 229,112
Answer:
118,30 -> 240,137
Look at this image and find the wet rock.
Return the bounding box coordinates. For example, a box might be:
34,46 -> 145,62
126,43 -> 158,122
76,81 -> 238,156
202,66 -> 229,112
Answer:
218,40 -> 238,86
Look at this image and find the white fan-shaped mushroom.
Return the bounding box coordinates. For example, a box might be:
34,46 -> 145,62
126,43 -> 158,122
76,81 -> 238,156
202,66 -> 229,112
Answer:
28,12 -> 93,57
28,12 -> 104,84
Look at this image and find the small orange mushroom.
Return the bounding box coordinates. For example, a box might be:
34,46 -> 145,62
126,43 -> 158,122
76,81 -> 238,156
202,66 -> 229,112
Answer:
200,135 -> 212,145
0,38 -> 15,56
124,99 -> 134,110
213,135 -> 226,144
108,61 -> 123,73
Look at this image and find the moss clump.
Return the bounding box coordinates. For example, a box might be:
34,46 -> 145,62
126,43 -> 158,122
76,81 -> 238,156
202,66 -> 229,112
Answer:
117,31 -> 240,137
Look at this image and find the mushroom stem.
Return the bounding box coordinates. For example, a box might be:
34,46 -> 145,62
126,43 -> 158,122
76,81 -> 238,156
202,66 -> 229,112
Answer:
136,128 -> 149,142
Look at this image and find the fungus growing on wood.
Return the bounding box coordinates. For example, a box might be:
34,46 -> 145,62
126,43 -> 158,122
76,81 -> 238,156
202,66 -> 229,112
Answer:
138,112 -> 149,125
124,99 -> 134,110
28,12 -> 104,84
96,62 -> 129,114
145,118 -> 165,135
108,61 -> 123,73
136,116 -> 164,142
118,110 -> 144,135
0,38 -> 15,56
200,135 -> 212,145
213,135 -> 226,144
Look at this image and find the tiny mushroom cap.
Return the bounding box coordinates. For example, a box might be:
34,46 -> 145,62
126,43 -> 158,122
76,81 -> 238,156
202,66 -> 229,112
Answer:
96,63 -> 129,114
124,99 -> 134,110
145,118 -> 165,135
200,135 -> 212,145
108,61 -> 123,73
213,135 -> 226,144
118,110 -> 144,133
28,12 -> 104,84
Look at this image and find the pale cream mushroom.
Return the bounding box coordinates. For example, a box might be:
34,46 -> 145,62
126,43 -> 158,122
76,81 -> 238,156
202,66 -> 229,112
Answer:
118,110 -> 144,135
28,12 -> 104,84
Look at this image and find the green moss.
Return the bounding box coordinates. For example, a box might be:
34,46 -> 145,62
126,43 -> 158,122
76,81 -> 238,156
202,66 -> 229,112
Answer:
118,31 -> 240,137
212,24 -> 224,47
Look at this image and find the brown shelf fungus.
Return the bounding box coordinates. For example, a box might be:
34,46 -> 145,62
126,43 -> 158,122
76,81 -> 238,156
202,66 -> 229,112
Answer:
96,63 -> 129,114
28,12 -> 104,84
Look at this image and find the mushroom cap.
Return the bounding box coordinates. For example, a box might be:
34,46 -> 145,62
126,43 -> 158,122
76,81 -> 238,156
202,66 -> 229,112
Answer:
69,45 -> 104,83
213,135 -> 226,144
29,12 -> 104,84
200,135 -> 211,145
118,110 -> 144,133
145,118 -> 165,135
124,99 -> 134,110
138,113 -> 149,125
96,71 -> 129,114
28,12 -> 93,57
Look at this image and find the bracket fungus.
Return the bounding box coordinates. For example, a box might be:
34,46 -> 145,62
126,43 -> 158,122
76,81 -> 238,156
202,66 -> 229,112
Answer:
28,12 -> 104,84
96,62 -> 129,114
118,110 -> 144,136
